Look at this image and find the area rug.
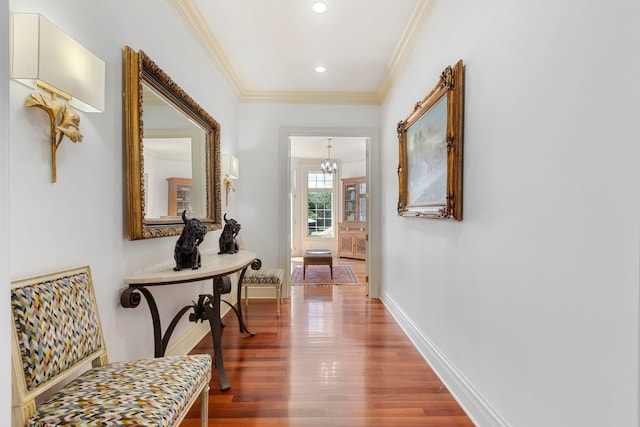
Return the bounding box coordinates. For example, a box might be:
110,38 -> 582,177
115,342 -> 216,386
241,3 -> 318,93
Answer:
291,265 -> 359,285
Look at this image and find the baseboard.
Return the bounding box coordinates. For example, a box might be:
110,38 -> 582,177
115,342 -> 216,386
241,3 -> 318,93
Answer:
381,292 -> 509,427
164,298 -> 235,357
164,322 -> 210,356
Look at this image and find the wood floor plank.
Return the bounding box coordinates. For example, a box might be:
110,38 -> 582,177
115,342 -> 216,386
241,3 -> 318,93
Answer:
183,258 -> 474,426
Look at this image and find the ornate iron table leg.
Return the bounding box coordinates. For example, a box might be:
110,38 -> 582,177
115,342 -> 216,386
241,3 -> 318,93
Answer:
219,268 -> 256,336
187,288 -> 230,390
224,259 -> 262,335
121,285 -> 231,390
208,276 -> 231,390
120,286 -> 164,357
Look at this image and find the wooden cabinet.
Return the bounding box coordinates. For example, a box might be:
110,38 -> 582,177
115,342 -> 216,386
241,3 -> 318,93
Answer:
338,223 -> 367,259
342,176 -> 366,223
338,177 -> 366,259
167,177 -> 192,216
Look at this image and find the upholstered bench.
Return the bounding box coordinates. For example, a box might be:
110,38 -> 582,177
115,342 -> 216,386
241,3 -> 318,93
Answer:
10,266 -> 211,427
242,267 -> 284,317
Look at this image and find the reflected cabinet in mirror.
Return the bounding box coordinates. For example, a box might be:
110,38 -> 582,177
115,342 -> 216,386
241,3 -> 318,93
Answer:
124,46 -> 222,240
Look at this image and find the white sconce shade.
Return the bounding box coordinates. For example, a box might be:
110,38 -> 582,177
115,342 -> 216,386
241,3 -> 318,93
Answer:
11,13 -> 105,113
222,154 -> 240,180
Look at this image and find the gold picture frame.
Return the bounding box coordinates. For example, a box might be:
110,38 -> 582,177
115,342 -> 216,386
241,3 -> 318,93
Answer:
397,60 -> 464,220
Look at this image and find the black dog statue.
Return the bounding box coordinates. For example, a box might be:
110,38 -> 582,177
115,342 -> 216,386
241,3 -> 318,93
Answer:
174,210 -> 207,271
218,214 -> 241,254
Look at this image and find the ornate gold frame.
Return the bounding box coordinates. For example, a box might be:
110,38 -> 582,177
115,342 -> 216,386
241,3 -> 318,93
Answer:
397,60 -> 464,220
124,46 -> 222,240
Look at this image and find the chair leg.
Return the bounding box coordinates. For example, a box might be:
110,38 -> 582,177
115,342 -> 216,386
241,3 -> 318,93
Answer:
200,384 -> 209,427
242,283 -> 283,317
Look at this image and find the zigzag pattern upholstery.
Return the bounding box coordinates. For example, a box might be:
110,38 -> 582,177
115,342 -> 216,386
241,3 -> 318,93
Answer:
26,355 -> 211,426
11,266 -> 211,427
11,272 -> 102,391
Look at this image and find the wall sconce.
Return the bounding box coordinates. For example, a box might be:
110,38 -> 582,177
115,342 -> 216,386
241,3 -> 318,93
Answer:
10,13 -> 106,182
222,154 -> 239,207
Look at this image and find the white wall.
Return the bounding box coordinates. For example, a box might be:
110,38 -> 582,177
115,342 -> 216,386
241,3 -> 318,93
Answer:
145,157 -> 191,217
8,0 -> 240,363
339,159 -> 366,180
1,0 -> 11,423
380,1 -> 640,426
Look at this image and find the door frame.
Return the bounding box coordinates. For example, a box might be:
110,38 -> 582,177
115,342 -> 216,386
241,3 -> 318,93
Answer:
278,126 -> 381,298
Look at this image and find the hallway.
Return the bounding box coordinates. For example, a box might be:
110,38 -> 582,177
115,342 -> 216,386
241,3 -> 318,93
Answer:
184,258 -> 473,426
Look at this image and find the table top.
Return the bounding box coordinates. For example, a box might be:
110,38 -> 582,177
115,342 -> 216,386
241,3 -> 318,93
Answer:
124,250 -> 257,286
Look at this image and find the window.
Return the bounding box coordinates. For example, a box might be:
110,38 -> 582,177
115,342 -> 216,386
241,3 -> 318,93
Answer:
307,172 -> 334,238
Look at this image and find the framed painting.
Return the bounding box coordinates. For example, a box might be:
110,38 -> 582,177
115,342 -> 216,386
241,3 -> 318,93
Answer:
397,60 -> 464,220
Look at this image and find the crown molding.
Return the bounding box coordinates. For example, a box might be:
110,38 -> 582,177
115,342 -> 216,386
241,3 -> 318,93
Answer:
171,0 -> 246,96
239,90 -> 379,105
376,0 -> 439,102
172,0 -> 437,105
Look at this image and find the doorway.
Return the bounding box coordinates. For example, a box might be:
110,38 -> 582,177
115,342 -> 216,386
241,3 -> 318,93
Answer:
278,127 -> 381,299
289,136 -> 366,258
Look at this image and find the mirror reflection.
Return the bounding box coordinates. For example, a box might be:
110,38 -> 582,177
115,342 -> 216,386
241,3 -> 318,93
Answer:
124,46 -> 222,240
142,84 -> 207,221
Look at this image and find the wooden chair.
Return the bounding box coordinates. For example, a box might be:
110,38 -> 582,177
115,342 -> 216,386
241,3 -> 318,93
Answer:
10,266 -> 211,427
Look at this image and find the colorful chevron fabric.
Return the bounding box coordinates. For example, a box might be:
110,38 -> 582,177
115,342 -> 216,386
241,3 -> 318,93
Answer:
26,354 -> 212,426
11,272 -> 103,391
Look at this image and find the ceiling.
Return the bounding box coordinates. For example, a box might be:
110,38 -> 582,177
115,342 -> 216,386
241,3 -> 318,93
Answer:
290,136 -> 366,162
171,0 -> 437,105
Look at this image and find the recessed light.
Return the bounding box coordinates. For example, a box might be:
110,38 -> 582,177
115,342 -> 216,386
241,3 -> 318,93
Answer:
315,65 -> 327,73
312,2 -> 328,14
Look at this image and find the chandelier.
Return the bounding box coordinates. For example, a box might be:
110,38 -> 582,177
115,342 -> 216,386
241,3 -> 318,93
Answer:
321,137 -> 337,174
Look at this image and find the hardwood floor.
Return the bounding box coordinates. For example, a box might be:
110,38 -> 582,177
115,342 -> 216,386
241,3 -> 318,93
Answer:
183,258 -> 473,426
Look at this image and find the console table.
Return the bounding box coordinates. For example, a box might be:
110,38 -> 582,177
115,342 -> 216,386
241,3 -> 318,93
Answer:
121,250 -> 261,391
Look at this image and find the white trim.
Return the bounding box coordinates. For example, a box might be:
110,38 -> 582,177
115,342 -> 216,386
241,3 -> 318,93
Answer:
171,0 -> 244,95
242,90 -> 379,105
382,292 -> 510,427
164,322 -> 210,357
1,1 -> 11,423
376,0 -> 439,102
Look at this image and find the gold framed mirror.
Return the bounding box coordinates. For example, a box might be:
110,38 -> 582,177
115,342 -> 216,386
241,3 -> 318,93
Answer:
124,46 -> 222,240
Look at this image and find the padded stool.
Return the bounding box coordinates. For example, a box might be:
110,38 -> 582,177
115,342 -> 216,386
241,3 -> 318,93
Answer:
242,268 -> 284,317
303,249 -> 333,279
